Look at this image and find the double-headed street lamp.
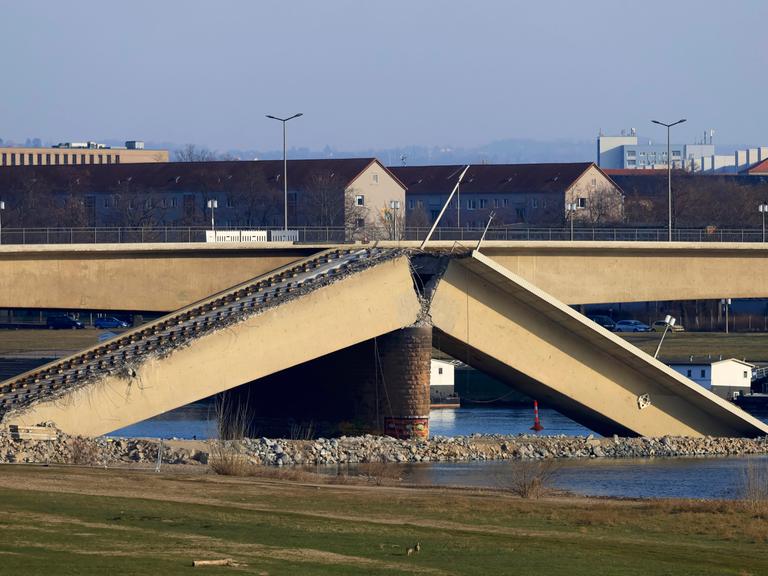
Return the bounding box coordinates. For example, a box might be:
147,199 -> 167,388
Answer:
651,118 -> 686,242
759,203 -> 768,242
266,113 -> 303,231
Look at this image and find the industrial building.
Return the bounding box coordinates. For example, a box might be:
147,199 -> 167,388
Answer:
0,140 -> 169,167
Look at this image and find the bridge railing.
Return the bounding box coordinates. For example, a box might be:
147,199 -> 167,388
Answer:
0,226 -> 766,245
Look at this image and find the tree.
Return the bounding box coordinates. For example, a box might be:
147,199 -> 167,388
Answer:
174,144 -> 217,162
300,171 -> 345,227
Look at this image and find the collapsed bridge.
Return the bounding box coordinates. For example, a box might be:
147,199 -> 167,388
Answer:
2,248 -> 767,439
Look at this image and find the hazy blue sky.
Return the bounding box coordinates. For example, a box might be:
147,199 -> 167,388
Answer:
1,0 -> 765,152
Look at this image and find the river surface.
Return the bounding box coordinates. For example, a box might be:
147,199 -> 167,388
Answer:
109,405 -> 768,500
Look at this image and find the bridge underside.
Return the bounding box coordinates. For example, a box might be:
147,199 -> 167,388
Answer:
2,249 -> 766,438
429,253 -> 768,437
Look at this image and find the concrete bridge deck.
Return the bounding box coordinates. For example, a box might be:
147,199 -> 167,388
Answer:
2,248 -> 766,439
3,241 -> 768,312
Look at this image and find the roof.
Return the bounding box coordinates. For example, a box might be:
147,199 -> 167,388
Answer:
746,158 -> 768,175
603,169 -> 671,176
390,162 -> 602,196
0,158 -> 403,193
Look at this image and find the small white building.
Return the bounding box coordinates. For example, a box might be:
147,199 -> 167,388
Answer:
669,358 -> 753,400
430,359 -> 457,405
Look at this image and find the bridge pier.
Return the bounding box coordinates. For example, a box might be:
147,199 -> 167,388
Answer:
218,326 -> 432,440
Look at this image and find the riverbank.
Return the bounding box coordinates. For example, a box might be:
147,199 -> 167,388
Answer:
3,425 -> 768,467
0,464 -> 765,575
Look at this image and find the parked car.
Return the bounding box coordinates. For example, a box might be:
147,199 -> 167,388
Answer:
614,320 -> 651,332
587,315 -> 616,331
47,315 -> 85,330
94,317 -> 130,329
651,320 -> 685,332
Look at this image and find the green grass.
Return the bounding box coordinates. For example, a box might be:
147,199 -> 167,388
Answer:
621,331 -> 768,362
0,466 -> 765,575
0,328 -> 121,355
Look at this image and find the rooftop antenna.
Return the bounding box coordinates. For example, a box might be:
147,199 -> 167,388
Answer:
400,154 -> 407,167
420,164 -> 470,250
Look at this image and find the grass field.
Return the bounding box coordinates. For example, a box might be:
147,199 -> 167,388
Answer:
0,329 -> 122,356
0,465 -> 766,575
621,331 -> 768,362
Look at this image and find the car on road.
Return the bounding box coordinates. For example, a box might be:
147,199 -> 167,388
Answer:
614,320 -> 651,332
587,315 -> 616,331
46,315 -> 85,330
94,317 -> 130,329
651,320 -> 685,332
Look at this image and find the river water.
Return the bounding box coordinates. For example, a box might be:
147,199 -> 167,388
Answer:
110,405 -> 768,500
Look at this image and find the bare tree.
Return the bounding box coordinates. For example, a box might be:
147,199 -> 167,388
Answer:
174,144 -> 217,162
300,171 -> 345,227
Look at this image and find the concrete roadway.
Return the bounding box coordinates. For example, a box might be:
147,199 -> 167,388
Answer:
2,240 -> 768,312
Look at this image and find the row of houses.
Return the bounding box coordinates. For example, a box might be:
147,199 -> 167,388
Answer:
0,159 -> 624,231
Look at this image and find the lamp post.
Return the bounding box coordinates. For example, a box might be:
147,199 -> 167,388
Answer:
567,202 -> 578,241
266,113 -> 303,231
759,203 -> 768,242
654,314 -> 677,359
651,118 -> 686,242
0,201 -> 4,245
389,200 -> 401,240
207,199 -> 218,232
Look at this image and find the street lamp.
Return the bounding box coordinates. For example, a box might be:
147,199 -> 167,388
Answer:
566,202 -> 578,241
654,314 -> 677,358
651,118 -> 686,242
266,113 -> 303,231
0,201 -> 4,245
207,199 -> 218,232
389,200 -> 401,240
759,203 -> 768,242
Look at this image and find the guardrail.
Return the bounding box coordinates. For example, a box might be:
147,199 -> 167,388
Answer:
0,226 -> 767,245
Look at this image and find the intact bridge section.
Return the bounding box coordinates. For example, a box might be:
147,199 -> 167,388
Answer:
1,249 -> 766,439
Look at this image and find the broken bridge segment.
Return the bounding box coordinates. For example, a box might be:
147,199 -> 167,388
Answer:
430,251 -> 768,438
1,248 -> 423,437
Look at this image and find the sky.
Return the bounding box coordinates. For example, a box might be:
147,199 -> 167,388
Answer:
0,0 -> 766,153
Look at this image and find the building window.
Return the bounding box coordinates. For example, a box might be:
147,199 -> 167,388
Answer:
10,153 -> 16,165
355,195 -> 365,206
743,370 -> 748,379
71,155 -> 77,165
503,198 -> 509,208
532,198 -> 538,208
355,218 -> 365,228
103,198 -> 111,208
686,369 -> 692,377
543,199 -> 548,208
700,369 -> 706,378
493,198 -> 500,208
627,159 -> 637,166
106,155 -> 112,164
1,153 -> 5,166
89,154 -> 95,164
577,197 -> 587,209
37,153 -> 43,165
626,150 -> 636,158
408,199 -> 416,209
515,207 -> 525,220
438,367 -> 443,375
81,154 -> 86,164
28,153 -> 33,164
371,173 -> 379,184
63,154 -> 69,165
466,199 -> 477,210
19,154 -> 24,166
478,199 -> 488,209
98,154 -> 103,164
145,199 -> 153,209
54,153 -> 60,164
115,155 -> 120,164
171,198 -> 178,208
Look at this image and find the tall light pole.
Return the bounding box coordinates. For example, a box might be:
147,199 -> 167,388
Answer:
0,201 -> 4,245
389,200 -> 401,240
266,113 -> 303,231
207,199 -> 218,231
651,118 -> 686,242
759,203 -> 768,242
567,202 -> 578,241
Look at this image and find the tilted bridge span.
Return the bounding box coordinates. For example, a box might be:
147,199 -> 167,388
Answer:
1,247 -> 766,439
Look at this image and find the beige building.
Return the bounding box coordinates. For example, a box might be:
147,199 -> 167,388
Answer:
0,141 -> 168,167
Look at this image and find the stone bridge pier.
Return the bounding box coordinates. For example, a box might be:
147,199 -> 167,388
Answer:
218,326 -> 432,440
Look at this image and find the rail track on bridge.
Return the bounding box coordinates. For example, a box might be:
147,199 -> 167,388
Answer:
0,246 -> 401,420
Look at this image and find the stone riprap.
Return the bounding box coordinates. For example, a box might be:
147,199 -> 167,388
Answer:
1,426 -> 768,467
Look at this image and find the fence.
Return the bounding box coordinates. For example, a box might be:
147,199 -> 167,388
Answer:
0,226 -> 767,245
